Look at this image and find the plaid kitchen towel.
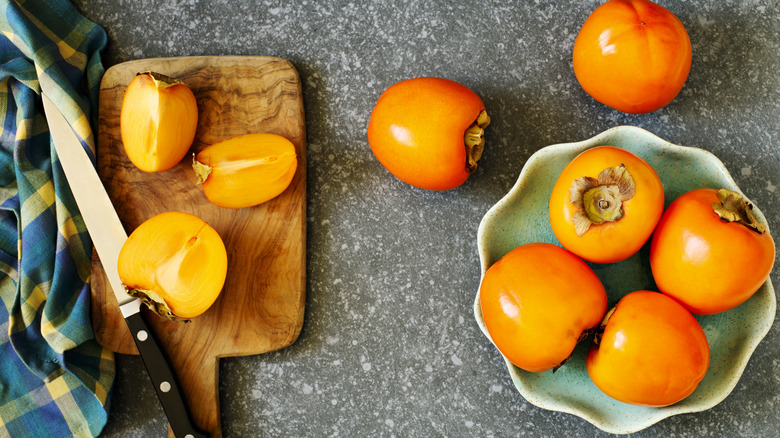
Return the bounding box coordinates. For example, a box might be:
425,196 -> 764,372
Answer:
0,0 -> 115,437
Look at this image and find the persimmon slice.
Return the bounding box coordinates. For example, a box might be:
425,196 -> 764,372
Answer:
193,133 -> 298,209
118,211 -> 228,320
120,72 -> 198,172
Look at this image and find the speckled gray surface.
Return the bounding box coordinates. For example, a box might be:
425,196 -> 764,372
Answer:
71,1 -> 779,437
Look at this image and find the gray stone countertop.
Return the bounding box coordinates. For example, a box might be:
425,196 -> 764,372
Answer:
72,1 -> 779,437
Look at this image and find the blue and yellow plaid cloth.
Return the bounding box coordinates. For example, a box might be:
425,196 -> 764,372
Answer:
0,0 -> 115,436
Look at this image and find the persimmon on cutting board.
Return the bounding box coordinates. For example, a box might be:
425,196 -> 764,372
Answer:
120,72 -> 198,172
193,133 -> 298,209
118,211 -> 228,320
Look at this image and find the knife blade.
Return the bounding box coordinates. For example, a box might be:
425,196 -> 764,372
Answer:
41,92 -> 208,438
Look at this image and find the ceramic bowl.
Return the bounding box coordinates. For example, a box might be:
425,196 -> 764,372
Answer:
473,125 -> 776,434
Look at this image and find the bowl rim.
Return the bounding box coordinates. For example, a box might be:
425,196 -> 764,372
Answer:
473,125 -> 777,434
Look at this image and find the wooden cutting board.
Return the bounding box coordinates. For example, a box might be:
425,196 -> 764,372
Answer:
92,56 -> 306,437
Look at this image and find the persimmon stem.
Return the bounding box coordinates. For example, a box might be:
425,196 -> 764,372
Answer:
125,286 -> 190,323
712,189 -> 767,234
192,154 -> 212,184
570,164 -> 636,236
140,71 -> 184,89
551,325 -> 600,373
464,110 -> 491,173
592,306 -> 617,346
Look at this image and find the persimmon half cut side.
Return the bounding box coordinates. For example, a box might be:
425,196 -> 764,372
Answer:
120,72 -> 198,172
118,211 -> 228,320
193,133 -> 298,209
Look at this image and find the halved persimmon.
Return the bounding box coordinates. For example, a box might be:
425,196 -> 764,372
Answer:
193,133 -> 298,209
118,211 -> 228,320
120,72 -> 198,172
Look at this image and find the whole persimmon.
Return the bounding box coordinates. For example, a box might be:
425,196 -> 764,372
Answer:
650,188 -> 775,314
572,0 -> 692,113
120,72 -> 198,172
549,146 -> 664,263
480,242 -> 607,373
367,77 -> 490,191
586,291 -> 710,407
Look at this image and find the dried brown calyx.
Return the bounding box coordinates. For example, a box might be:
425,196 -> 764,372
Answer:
125,287 -> 190,323
551,326 -> 599,373
192,153 -> 212,184
591,306 -> 616,347
464,110 -> 491,173
712,189 -> 767,234
139,71 -> 184,89
570,164 -> 636,236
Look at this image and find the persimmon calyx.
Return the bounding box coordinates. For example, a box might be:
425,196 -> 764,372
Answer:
140,71 -> 183,89
592,306 -> 617,346
713,189 -> 767,234
125,286 -> 190,322
552,326 -> 598,373
192,154 -> 212,184
464,110 -> 491,173
570,164 -> 635,236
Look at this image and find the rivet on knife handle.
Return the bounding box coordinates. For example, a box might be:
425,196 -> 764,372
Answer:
121,300 -> 209,438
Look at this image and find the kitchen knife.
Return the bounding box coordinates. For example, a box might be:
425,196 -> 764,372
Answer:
41,92 -> 208,438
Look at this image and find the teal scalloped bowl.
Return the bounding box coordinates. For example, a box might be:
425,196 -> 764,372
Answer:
474,125 -> 776,434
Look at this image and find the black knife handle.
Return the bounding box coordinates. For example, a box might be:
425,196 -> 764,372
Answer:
124,308 -> 210,438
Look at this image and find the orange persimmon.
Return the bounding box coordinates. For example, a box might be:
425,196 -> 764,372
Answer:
118,211 -> 228,320
586,291 -> 710,407
120,72 -> 198,172
549,146 -> 664,263
367,77 -> 490,191
480,242 -> 607,373
650,188 -> 775,314
193,133 -> 297,209
572,0 -> 692,113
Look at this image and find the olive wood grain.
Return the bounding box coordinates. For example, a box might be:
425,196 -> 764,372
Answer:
92,56 -> 306,438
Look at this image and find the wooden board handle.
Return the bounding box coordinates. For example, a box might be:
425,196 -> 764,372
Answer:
123,301 -> 210,438
167,354 -> 219,438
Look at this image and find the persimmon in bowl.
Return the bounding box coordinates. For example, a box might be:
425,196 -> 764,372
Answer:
474,126 -> 776,434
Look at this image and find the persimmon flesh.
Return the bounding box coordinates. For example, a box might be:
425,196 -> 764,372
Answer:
120,72 -> 198,172
118,211 -> 228,320
193,133 -> 298,209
